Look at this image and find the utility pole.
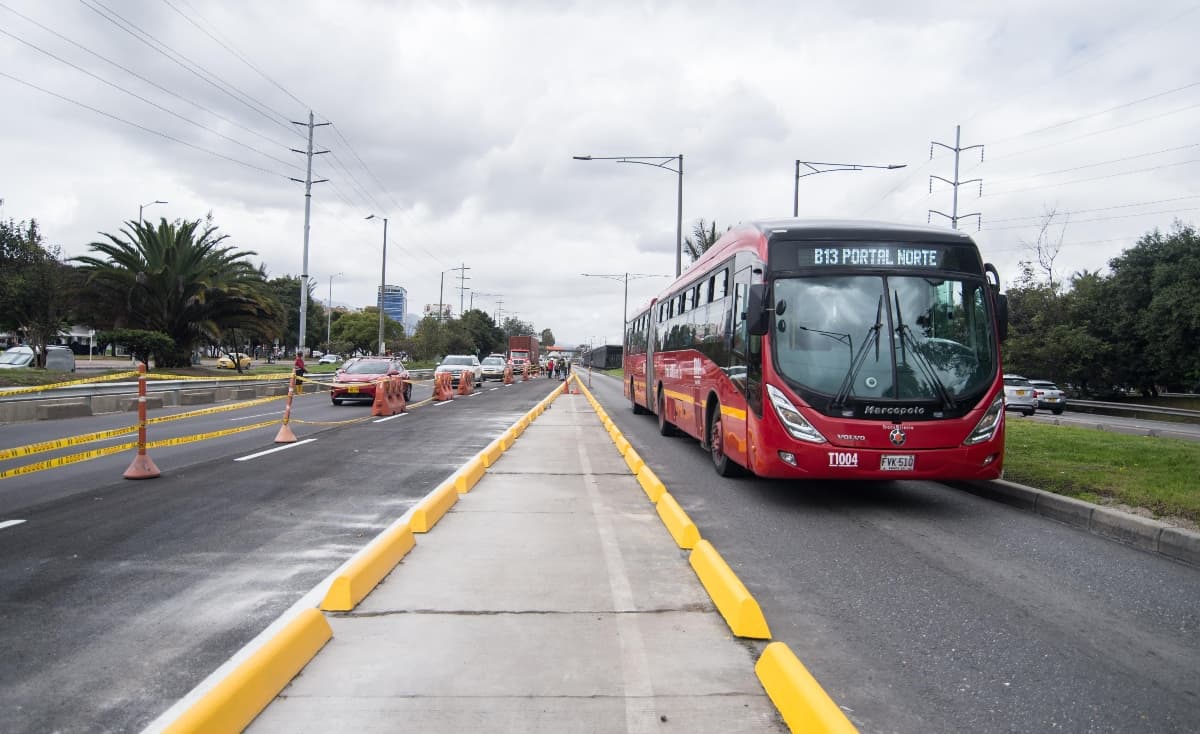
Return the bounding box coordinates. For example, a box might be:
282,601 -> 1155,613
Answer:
928,125 -> 984,230
448,263 -> 470,318
289,111 -> 329,355
581,272 -> 667,342
438,272 -> 445,322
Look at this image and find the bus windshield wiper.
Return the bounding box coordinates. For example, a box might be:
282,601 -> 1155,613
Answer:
831,295 -> 883,411
893,293 -> 956,411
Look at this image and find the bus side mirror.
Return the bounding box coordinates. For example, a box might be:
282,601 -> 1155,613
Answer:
746,284 -> 769,336
996,293 -> 1009,342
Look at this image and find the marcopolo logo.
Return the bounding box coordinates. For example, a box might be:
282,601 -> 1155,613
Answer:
862,404 -> 928,417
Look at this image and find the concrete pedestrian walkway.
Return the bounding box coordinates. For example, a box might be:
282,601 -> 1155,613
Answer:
248,390 -> 785,733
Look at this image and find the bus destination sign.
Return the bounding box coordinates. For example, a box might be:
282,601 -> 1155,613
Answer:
804,245 -> 943,268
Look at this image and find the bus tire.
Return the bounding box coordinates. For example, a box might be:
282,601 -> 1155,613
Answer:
708,404 -> 743,477
631,379 -> 647,414
657,388 -> 677,436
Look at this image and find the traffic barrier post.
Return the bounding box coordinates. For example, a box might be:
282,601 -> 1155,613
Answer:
393,375 -> 407,413
503,366 -> 513,384
123,362 -> 161,479
522,364 -> 530,382
457,372 -> 473,396
433,372 -> 453,401
371,377 -> 394,417
274,370 -> 299,443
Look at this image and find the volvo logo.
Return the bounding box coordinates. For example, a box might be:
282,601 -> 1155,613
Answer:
888,426 -> 907,446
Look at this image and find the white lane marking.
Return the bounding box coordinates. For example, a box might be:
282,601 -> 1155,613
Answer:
373,412 -> 409,423
489,387 -> 499,391
433,400 -> 454,406
229,411 -> 282,421
234,438 -> 317,462
0,519 -> 27,531
468,391 -> 481,397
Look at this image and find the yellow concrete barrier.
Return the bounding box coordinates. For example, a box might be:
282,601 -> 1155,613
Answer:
636,464 -> 666,503
756,642 -> 859,734
454,456 -> 486,494
321,523 -> 416,611
481,438 -> 505,468
688,539 -> 771,639
614,435 -> 631,456
623,447 -> 645,474
655,492 -> 700,549
163,608 -> 331,734
500,428 -> 516,449
411,480 -> 459,532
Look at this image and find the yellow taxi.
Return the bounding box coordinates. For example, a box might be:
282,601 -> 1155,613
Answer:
216,352 -> 252,369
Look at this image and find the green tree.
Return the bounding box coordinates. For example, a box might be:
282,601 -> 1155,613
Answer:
540,328 -> 555,346
331,308 -> 403,356
0,215 -> 78,366
97,328 -> 174,366
74,218 -> 283,369
501,316 -> 536,340
461,309 -> 505,356
265,275 -> 322,352
683,219 -> 729,263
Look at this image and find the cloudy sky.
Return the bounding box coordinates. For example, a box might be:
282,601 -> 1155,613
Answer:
1,0 -> 1197,348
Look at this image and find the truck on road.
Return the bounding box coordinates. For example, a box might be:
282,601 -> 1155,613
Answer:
508,335 -> 540,373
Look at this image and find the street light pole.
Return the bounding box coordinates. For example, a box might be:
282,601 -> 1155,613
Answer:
138,199 -> 167,225
573,154 -> 684,277
326,271 -> 343,348
792,160 -> 906,217
366,215 -> 388,354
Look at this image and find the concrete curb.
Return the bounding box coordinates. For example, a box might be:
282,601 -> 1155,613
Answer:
688,540 -> 772,639
410,480 -> 460,533
956,479 -> 1200,568
756,642 -> 857,734
162,608 -> 332,734
655,491 -> 701,549
320,524 -> 416,612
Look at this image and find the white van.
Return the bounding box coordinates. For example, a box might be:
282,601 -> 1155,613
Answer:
0,345 -> 76,372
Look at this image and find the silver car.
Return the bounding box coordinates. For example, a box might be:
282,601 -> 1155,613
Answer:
1029,379 -> 1067,415
1003,374 -> 1038,416
480,355 -> 508,381
435,355 -> 482,387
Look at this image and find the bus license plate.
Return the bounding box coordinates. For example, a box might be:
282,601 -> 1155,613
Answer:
880,454 -> 914,471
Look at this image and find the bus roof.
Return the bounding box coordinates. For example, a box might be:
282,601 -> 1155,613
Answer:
751,218 -> 976,245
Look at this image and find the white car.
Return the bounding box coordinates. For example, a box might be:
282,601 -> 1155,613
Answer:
435,355 -> 483,386
318,353 -> 341,365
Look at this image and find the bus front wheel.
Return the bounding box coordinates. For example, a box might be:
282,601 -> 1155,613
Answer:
708,404 -> 743,477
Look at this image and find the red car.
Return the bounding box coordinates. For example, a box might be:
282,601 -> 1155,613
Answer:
330,357 -> 411,405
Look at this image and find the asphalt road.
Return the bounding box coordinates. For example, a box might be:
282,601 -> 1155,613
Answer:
584,372 -> 1200,734
0,377 -> 555,733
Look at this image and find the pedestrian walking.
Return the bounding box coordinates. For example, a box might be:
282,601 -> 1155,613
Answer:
293,352 -> 306,377
547,358 -> 555,378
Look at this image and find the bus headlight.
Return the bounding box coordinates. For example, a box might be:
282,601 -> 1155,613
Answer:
767,384 -> 827,444
963,396 -> 1005,446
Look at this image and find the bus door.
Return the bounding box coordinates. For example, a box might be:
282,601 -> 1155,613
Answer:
723,266 -> 753,460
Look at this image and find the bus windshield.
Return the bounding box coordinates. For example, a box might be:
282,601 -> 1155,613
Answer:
772,274 -> 997,409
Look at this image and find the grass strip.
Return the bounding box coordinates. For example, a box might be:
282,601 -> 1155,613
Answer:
1003,420 -> 1200,522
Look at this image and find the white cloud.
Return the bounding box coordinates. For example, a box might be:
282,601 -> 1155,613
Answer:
1,0 -> 1197,345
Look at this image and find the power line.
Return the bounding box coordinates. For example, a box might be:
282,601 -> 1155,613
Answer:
987,79 -> 1200,145
986,143 -> 1200,185
77,0 -> 303,140
981,206 -> 1200,231
163,0 -> 309,110
983,159 -> 1200,197
0,69 -> 291,180
0,24 -> 306,174
983,194 -> 1200,223
0,1 -> 298,155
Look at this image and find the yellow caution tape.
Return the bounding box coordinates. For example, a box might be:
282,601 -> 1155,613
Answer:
0,442 -> 138,480
0,370 -> 141,395
146,372 -> 292,382
147,394 -> 286,425
0,424 -> 140,461
145,419 -> 279,448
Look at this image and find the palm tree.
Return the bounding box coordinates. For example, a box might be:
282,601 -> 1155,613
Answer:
74,217 -> 283,368
683,219 -> 730,263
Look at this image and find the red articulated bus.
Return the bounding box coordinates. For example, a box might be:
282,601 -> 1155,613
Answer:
624,219 -> 1010,480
